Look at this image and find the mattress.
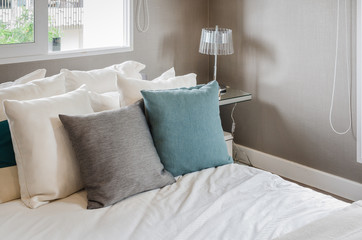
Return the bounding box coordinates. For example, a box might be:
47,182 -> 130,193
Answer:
0,164 -> 349,240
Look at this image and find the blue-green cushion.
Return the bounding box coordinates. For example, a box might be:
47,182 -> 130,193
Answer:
141,80 -> 232,176
0,120 -> 16,168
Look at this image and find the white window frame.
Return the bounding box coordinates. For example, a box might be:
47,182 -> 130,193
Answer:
0,0 -> 133,65
357,0 -> 362,163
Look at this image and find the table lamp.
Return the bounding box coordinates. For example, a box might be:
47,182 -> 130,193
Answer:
199,25 -> 234,93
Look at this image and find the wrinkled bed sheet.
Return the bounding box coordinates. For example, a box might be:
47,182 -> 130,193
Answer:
0,164 -> 349,240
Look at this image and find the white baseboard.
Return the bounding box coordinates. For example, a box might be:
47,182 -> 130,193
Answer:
234,144 -> 362,202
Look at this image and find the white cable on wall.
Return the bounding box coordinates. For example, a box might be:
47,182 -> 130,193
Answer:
136,0 -> 150,32
329,0 -> 352,135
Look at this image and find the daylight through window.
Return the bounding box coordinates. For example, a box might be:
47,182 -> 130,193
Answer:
0,0 -> 132,63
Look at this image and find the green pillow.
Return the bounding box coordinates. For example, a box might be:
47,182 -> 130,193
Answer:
141,80 -> 232,177
0,120 -> 16,168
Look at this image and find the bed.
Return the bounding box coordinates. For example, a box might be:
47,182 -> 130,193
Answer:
0,164 -> 352,240
0,62 -> 361,240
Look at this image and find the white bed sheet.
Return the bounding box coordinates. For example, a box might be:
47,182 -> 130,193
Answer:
0,164 -> 349,240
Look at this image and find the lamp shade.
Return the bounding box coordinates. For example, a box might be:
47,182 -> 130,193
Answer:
199,27 -> 234,56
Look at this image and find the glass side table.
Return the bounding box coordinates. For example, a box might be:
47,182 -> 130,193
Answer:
219,87 -> 252,106
219,87 -> 252,162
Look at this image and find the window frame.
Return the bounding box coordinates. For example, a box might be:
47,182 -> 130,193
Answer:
0,0 -> 133,65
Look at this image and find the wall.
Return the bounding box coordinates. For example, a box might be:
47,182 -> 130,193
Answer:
210,0 -> 362,183
2,0 -> 360,184
0,0 -> 209,83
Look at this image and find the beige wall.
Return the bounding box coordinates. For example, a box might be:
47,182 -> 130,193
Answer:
210,0 -> 362,183
0,0 -> 209,83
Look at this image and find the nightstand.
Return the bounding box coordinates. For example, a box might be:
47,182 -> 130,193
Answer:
220,87 -> 252,156
219,87 -> 252,106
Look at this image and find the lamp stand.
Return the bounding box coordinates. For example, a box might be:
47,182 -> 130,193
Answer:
213,25 -> 226,93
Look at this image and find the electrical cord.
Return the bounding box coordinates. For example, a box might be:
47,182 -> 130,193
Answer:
136,0 -> 150,32
230,103 -> 253,167
231,103 -> 237,136
329,0 -> 352,135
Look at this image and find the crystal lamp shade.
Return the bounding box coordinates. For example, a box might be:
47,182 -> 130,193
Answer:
199,27 -> 234,56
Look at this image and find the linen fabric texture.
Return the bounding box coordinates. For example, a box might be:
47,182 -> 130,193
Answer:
0,73 -> 65,203
61,60 -> 145,93
59,102 -> 175,209
88,91 -> 120,112
3,88 -> 94,208
141,80 -> 233,177
117,72 -> 196,107
0,69 -> 46,89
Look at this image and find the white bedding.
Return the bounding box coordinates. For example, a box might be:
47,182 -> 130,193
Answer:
0,164 -> 349,240
276,200 -> 362,240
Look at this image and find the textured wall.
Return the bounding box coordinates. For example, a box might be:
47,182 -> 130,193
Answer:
2,0 -> 360,183
0,0 -> 209,83
210,0 -> 362,182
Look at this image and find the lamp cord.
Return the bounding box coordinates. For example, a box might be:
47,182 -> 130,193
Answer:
231,103 -> 237,136
230,103 -> 253,167
136,0 -> 150,32
329,0 -> 351,135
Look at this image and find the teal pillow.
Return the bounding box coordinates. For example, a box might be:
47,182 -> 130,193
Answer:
0,120 -> 16,168
141,80 -> 232,176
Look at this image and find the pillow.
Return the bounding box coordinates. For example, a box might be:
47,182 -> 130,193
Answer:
0,73 -> 65,204
0,69 -> 46,89
141,80 -> 233,177
107,60 -> 146,79
88,91 -> 120,112
0,121 -> 19,203
117,73 -> 197,107
62,61 -> 146,93
61,68 -> 118,93
0,121 -> 15,169
3,87 -> 94,208
152,67 -> 176,81
59,101 -> 175,209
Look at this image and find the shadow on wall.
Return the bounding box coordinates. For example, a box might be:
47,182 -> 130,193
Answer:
219,0 -> 310,166
158,0 -> 208,81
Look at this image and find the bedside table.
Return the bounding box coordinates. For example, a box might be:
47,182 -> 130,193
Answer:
219,87 -> 252,106
219,87 -> 252,157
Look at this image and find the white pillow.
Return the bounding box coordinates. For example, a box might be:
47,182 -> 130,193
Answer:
107,60 -> 146,79
0,73 -> 65,121
3,87 -> 94,209
88,91 -> 120,112
62,61 -> 146,94
0,69 -> 46,89
61,68 -> 118,94
152,67 -> 176,81
0,73 -> 65,204
117,73 -> 197,107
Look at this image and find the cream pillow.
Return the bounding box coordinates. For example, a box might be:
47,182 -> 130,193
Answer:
3,87 -> 94,208
0,69 -> 46,89
0,73 -> 65,204
88,91 -> 120,112
0,73 -> 65,120
117,73 -> 197,107
61,68 -> 118,93
62,61 -> 146,94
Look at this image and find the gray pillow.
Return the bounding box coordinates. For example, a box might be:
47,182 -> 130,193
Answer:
59,102 -> 175,209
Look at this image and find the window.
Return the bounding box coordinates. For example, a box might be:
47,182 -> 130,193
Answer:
0,0 -> 132,64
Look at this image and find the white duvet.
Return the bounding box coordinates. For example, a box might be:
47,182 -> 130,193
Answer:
0,164 -> 349,240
